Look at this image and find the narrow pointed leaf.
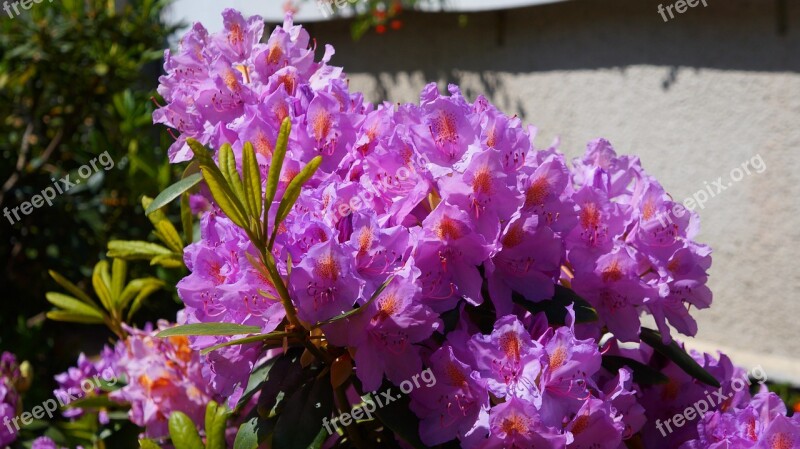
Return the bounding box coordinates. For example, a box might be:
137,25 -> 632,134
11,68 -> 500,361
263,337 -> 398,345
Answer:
65,396 -> 119,409
92,260 -> 113,312
153,219 -> 185,254
111,258 -> 127,305
48,270 -> 97,307
200,332 -> 289,355
180,192 -> 194,244
242,141 -> 263,222
145,173 -> 203,215
640,327 -> 721,388
187,138 -> 249,230
46,311 -> 105,325
219,143 -> 246,210
264,117 -> 290,215
46,293 -> 104,319
107,240 -> 173,260
119,278 -> 164,319
149,254 -> 184,268
156,323 -> 262,337
203,165 -> 249,230
144,196 -> 185,253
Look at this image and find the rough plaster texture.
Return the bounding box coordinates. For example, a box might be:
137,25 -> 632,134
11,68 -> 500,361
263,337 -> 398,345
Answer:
293,0 -> 800,380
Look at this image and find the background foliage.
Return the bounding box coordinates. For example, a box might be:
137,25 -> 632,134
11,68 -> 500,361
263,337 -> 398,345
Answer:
0,0 -> 181,415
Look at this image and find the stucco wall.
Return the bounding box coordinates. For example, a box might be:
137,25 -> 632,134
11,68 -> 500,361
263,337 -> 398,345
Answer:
293,0 -> 800,381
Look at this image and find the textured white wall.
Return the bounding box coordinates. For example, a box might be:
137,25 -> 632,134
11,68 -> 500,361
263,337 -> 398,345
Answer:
300,0 -> 800,381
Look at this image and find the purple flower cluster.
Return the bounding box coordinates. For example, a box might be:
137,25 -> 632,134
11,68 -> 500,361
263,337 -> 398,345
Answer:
30,436 -> 68,449
0,352 -> 21,447
54,323 -> 215,439
569,139 -> 712,343
107,323 -> 216,439
161,7 -> 712,397
410,310 -> 644,448
54,349 -> 118,422
681,392 -> 800,449
136,8 -> 795,449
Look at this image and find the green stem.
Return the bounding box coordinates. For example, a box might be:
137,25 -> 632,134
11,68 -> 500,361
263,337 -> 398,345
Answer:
334,382 -> 366,449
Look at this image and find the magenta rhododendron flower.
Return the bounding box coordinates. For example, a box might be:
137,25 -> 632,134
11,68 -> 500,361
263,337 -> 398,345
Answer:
30,437 -> 68,449
0,352 -> 20,447
107,323 -> 216,439
680,392 -> 800,449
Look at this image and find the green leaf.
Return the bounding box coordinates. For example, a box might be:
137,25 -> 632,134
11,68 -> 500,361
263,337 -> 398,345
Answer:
107,240 -> 174,260
233,414 -> 273,449
273,375 -> 334,449
139,439 -> 164,449
46,293 -> 104,319
242,141 -> 263,222
264,117 -> 290,217
65,395 -> 120,410
153,218 -> 185,254
156,323 -> 262,338
111,258 -> 127,306
46,311 -> 105,325
640,327 -> 721,388
92,260 -> 114,312
121,278 -> 165,320
255,349 -> 306,417
145,173 -> 203,215
200,332 -> 288,355
96,376 -> 125,392
305,428 -> 328,449
181,192 -> 194,245
143,196 -> 185,254
188,138 -> 250,231
512,285 -> 599,325
48,270 -> 97,307
601,355 -> 669,386
203,165 -> 250,230
149,254 -> 185,268
236,349 -> 303,413
219,143 -> 246,210
205,401 -> 230,449
168,412 -> 204,449
118,278 -> 163,311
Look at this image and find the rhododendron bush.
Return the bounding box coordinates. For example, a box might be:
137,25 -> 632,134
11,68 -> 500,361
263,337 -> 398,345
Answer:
7,8 -> 797,449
